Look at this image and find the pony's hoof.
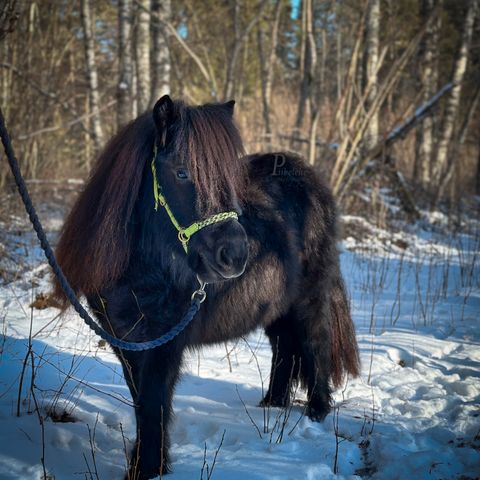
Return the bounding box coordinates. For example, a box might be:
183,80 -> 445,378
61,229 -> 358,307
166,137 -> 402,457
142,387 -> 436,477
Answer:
259,395 -> 288,408
307,404 -> 330,422
125,463 -> 171,480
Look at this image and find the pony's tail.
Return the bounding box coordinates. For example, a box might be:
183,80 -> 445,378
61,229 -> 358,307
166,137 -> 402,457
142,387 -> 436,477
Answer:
330,272 -> 360,388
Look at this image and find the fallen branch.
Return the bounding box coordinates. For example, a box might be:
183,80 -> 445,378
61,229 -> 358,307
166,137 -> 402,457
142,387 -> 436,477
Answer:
337,82 -> 453,201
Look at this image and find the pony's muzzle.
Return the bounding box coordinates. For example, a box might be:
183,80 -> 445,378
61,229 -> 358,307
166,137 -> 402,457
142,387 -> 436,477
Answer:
187,220 -> 248,283
214,239 -> 248,278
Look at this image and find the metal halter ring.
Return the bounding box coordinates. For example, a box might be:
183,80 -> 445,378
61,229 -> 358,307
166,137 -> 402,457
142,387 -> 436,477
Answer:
178,230 -> 189,244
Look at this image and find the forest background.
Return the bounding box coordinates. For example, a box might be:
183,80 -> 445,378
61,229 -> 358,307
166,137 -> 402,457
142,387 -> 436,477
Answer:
0,0 -> 479,220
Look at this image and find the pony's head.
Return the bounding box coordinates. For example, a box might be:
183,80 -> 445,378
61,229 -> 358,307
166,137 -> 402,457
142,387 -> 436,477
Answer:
150,95 -> 249,283
53,96 -> 249,306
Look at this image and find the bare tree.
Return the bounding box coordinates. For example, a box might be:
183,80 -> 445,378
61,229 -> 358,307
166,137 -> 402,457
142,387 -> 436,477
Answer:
438,82 -> 480,200
135,0 -> 151,113
294,0 -> 310,134
80,0 -> 104,152
414,0 -> 440,189
136,0 -> 215,99
364,0 -> 380,150
151,0 -> 171,103
257,0 -> 282,136
223,0 -> 269,101
293,0 -> 317,150
432,0 -> 478,188
117,0 -> 133,128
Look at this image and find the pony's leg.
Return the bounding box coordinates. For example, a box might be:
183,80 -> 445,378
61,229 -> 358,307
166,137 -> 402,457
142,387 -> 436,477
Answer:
297,303 -> 333,422
120,345 -> 183,480
261,312 -> 301,408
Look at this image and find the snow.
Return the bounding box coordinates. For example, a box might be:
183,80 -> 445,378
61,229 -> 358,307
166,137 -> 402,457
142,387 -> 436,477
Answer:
0,213 -> 479,480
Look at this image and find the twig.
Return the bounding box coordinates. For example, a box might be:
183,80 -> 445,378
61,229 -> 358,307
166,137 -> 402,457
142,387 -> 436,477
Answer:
235,385 -> 262,439
207,430 -> 226,480
200,430 -> 226,480
241,336 -> 267,433
86,414 -> 100,479
29,349 -> 48,480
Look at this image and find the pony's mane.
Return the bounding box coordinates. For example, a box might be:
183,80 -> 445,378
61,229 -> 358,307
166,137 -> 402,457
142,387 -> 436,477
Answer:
53,100 -> 246,304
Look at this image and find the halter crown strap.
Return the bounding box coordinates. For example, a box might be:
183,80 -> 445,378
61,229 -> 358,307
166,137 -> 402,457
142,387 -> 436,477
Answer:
151,146 -> 238,252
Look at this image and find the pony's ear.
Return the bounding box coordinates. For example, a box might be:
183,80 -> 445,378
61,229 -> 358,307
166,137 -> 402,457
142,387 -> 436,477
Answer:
222,100 -> 235,116
153,95 -> 176,145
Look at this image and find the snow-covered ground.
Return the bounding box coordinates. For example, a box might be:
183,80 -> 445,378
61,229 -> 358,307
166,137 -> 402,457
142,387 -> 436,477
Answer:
0,209 -> 479,480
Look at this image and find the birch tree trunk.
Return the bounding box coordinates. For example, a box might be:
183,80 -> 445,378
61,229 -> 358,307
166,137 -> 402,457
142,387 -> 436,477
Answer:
437,83 -> 480,200
414,0 -> 440,188
80,0 -> 104,152
432,0 -> 478,187
135,0 -> 151,113
364,0 -> 380,150
131,44 -> 138,118
117,0 -> 133,129
151,0 -> 171,102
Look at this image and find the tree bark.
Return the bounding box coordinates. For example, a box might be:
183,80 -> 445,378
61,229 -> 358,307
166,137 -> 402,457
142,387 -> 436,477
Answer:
476,138 -> 480,196
0,0 -> 19,41
294,0 -> 316,137
80,0 -> 104,153
437,82 -> 480,200
432,0 -> 478,188
257,0 -> 282,137
135,0 -> 151,113
294,0 -> 309,133
364,0 -> 380,150
414,0 -> 440,188
117,0 -> 133,129
151,0 -> 171,103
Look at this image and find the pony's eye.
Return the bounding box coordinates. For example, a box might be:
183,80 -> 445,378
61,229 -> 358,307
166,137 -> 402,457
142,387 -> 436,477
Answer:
176,168 -> 189,180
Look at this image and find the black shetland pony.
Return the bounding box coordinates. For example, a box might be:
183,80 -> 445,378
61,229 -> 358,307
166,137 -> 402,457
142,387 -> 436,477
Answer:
54,96 -> 360,479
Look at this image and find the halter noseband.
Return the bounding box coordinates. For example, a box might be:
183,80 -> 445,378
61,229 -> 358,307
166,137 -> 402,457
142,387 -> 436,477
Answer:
151,146 -> 239,253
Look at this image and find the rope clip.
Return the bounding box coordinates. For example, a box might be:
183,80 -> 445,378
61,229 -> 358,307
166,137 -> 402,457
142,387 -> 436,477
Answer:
191,276 -> 207,303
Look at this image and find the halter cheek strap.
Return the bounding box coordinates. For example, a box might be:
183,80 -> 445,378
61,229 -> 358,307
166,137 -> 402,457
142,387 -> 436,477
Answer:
151,148 -> 239,253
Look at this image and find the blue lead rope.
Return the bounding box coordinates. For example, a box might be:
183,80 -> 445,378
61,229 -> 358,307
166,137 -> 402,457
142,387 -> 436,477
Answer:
0,106 -> 203,351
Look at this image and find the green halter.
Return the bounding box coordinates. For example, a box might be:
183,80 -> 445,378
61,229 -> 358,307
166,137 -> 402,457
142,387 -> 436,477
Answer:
151,146 -> 239,253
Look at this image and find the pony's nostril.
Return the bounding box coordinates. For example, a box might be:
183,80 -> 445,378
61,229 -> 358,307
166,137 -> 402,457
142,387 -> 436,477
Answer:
216,245 -> 233,269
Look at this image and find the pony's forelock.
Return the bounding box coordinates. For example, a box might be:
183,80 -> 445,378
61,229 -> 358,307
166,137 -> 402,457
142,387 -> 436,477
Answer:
173,103 -> 246,213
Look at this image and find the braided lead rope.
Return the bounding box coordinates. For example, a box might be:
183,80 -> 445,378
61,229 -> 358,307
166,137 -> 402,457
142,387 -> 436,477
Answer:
0,107 -> 204,351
